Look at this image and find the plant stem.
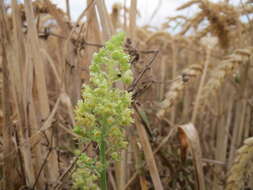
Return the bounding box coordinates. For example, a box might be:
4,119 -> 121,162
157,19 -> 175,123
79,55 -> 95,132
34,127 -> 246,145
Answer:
100,130 -> 107,190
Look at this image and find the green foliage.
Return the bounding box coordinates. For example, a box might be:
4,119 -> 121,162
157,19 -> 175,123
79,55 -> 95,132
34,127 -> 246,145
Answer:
72,32 -> 133,190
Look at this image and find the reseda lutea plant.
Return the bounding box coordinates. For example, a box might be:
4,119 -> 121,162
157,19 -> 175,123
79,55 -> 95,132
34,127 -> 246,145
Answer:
72,32 -> 134,190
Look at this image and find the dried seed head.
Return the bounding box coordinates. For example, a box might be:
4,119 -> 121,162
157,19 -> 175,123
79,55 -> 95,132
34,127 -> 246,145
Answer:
157,64 -> 203,119
201,48 -> 252,102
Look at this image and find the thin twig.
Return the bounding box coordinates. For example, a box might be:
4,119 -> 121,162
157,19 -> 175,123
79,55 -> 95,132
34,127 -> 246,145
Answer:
32,147 -> 52,189
128,50 -> 159,93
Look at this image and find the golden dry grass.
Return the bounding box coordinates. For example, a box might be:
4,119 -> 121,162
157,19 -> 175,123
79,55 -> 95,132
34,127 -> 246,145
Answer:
1,0 -> 253,189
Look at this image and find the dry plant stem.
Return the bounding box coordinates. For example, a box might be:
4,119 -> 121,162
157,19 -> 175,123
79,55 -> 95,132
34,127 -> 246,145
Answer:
170,40 -> 178,124
226,137 -> 253,190
148,0 -> 162,23
123,172 -> 138,190
159,50 -> 167,101
24,0 -> 59,183
65,0 -> 71,21
243,105 -> 251,140
212,110 -> 226,190
228,63 -> 249,168
191,47 -> 212,123
115,150 -> 127,189
134,104 -> 164,190
135,120 -> 164,190
28,98 -> 46,189
83,0 -> 102,80
95,0 -> 113,41
228,101 -> 243,167
0,1 -> 23,189
27,35 -> 48,189
0,27 -> 17,190
236,62 -> 250,146
123,0 -> 127,31
129,0 -> 137,39
217,94 -> 233,162
8,0 -> 36,187
32,142 -> 53,189
236,89 -> 248,144
123,120 -> 176,189
127,122 -> 143,190
41,49 -> 61,85
109,170 -> 117,190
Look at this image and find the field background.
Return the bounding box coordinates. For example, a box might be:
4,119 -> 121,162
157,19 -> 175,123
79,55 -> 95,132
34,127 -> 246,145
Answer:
1,0 -> 253,189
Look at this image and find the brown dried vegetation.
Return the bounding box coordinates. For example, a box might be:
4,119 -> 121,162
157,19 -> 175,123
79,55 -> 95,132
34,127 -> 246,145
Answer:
1,0 -> 253,189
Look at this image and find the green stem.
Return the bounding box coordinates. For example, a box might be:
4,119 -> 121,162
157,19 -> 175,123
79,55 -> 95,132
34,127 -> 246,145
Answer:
100,130 -> 107,190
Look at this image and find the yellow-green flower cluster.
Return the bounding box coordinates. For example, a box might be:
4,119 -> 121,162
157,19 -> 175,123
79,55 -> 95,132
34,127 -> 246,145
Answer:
74,32 -> 133,151
72,153 -> 99,190
73,32 -> 134,189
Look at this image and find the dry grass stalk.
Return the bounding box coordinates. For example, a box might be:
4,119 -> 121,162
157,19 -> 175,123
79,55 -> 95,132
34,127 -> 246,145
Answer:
134,102 -> 164,190
170,40 -> 178,124
135,117 -> 164,190
24,0 -> 60,184
95,0 -> 114,41
226,137 -> 253,190
65,0 -> 71,21
82,0 -> 101,81
191,46 -> 212,123
0,3 -> 20,188
111,3 -> 121,30
129,0 -> 137,39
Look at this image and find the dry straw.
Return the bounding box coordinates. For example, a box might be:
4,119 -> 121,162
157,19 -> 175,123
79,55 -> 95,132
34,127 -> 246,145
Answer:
1,0 -> 253,189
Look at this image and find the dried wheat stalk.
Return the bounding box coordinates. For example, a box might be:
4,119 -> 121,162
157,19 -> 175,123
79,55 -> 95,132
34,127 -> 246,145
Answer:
225,137 -> 253,190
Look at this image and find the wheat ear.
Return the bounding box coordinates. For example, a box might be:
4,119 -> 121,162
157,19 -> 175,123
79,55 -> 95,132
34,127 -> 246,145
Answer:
201,48 -> 252,101
225,137 -> 253,190
157,64 -> 203,118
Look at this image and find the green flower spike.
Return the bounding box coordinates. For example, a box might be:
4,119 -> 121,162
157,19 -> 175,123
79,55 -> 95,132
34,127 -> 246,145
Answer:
72,32 -> 134,190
